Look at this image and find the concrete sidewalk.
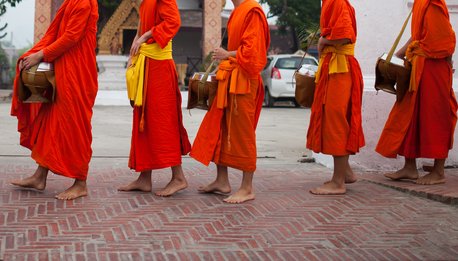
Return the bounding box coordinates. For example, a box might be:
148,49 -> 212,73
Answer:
0,89 -> 12,101
1,104 -> 458,260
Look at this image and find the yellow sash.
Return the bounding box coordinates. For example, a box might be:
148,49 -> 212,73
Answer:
406,40 -> 427,92
315,44 -> 355,83
126,41 -> 173,106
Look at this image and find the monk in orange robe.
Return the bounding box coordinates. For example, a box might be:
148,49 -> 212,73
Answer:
190,0 -> 270,203
376,0 -> 457,185
10,0 -> 99,200
307,0 -> 365,195
118,0 -> 191,196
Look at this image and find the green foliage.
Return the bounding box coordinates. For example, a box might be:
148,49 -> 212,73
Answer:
259,0 -> 320,48
0,0 -> 22,16
0,0 -> 22,87
297,25 -> 320,50
0,44 -> 7,64
260,0 -> 319,29
99,0 -> 122,9
98,0 -> 123,33
0,45 -> 11,87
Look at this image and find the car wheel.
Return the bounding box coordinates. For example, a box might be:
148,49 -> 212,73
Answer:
264,87 -> 275,107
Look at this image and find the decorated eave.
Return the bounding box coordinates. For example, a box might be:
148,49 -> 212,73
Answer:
97,0 -> 228,54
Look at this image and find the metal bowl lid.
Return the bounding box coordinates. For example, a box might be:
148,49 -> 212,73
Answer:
36,62 -> 54,72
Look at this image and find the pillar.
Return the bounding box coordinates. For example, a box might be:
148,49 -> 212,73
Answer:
34,0 -> 63,42
203,0 -> 223,60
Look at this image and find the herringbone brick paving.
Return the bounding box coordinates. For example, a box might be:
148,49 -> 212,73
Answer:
1,158 -> 458,260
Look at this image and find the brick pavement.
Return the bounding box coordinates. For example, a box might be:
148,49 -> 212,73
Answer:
2,158 -> 458,260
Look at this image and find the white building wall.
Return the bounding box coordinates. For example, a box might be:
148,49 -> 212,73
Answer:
353,0 -> 458,83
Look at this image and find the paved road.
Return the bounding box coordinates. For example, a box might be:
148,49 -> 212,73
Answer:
0,103 -> 310,163
1,103 -> 458,260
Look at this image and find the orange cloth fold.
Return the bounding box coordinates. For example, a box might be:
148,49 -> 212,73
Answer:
128,0 -> 191,172
376,0 -> 457,158
10,0 -> 98,180
190,0 -> 270,172
399,59 -> 457,159
215,57 -> 251,109
320,0 -> 356,44
306,0 -> 365,155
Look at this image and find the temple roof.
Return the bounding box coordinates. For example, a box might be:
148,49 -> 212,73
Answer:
98,0 -> 228,54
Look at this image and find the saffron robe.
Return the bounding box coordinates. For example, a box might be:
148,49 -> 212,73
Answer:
306,0 -> 365,155
10,0 -> 98,181
190,0 -> 270,172
376,0 -> 457,159
128,0 -> 191,171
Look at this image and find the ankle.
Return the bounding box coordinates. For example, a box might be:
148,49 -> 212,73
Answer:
238,186 -> 253,194
433,170 -> 445,177
32,171 -> 48,181
215,180 -> 230,188
405,166 -> 418,171
138,173 -> 152,183
404,161 -> 418,171
74,179 -> 87,188
172,176 -> 187,183
215,171 -> 229,183
329,179 -> 345,187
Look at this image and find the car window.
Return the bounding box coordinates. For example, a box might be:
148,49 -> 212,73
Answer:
264,57 -> 273,70
275,57 -> 317,69
302,58 -> 318,65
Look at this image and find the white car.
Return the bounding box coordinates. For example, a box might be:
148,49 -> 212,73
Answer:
261,54 -> 319,107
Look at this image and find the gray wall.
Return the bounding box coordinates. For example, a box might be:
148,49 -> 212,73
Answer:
173,28 -> 203,74
177,0 -> 200,10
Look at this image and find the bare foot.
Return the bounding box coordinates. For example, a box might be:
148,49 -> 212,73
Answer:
223,188 -> 255,204
344,167 -> 358,184
416,172 -> 445,185
55,180 -> 88,200
155,179 -> 188,197
11,176 -> 46,190
325,165 -> 357,184
11,166 -> 48,190
118,180 -> 152,192
310,181 -> 346,195
325,173 -> 357,184
198,180 -> 231,194
384,168 -> 419,181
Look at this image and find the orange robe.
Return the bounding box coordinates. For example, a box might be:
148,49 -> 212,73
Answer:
376,0 -> 457,159
190,0 -> 270,172
10,0 -> 98,181
128,0 -> 191,171
306,0 -> 365,155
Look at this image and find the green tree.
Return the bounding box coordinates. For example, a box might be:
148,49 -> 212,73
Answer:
296,24 -> 320,50
0,0 -> 22,88
0,0 -> 22,15
259,0 -> 320,49
98,0 -> 123,34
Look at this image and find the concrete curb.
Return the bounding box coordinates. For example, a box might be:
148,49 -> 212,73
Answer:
361,172 -> 458,205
